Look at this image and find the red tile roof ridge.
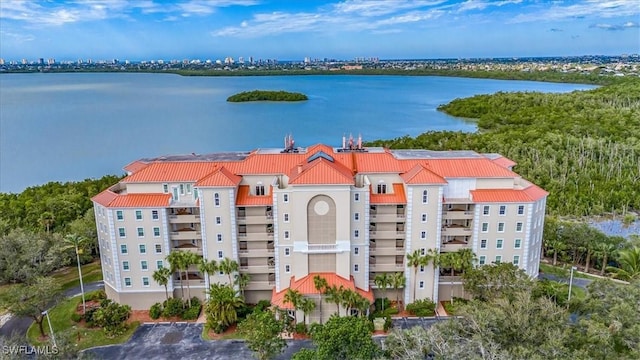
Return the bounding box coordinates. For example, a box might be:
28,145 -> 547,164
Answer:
288,158 -> 354,185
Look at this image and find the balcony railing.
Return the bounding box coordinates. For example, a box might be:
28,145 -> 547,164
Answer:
369,230 -> 405,239
369,263 -> 405,272
369,247 -> 405,255
440,227 -> 472,236
168,214 -> 200,223
169,230 -> 202,240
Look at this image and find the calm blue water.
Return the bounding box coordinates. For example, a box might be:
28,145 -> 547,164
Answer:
0,73 -> 595,193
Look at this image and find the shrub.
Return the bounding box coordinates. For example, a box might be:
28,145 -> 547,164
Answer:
374,298 -> 392,312
87,290 -> 107,302
70,312 -> 83,323
91,299 -> 131,337
383,314 -> 393,332
162,298 -> 184,318
182,304 -> 202,320
383,307 -> 399,316
405,299 -> 436,317
254,300 -> 271,313
149,303 -> 163,320
237,303 -> 255,320
190,297 -> 201,307
84,307 -> 99,327
295,323 -> 308,335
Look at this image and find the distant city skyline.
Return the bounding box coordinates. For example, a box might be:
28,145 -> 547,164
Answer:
1,0 -> 639,62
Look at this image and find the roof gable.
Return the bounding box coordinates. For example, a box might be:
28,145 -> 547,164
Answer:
196,166 -> 242,187
289,158 -> 354,185
401,164 -> 447,184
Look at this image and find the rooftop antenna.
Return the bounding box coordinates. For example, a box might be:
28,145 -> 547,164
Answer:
357,134 -> 362,150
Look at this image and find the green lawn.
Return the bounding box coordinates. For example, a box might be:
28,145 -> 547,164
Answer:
202,324 -> 244,340
27,290 -> 139,350
52,261 -> 103,291
539,263 -> 602,281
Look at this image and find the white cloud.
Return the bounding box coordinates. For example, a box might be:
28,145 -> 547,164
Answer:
333,0 -> 446,17
509,0 -> 640,23
457,0 -> 522,13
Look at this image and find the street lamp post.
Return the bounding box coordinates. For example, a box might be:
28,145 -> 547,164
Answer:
42,310 -> 57,348
568,266 -> 577,303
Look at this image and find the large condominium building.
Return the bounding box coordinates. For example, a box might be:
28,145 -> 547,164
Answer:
92,138 -> 547,320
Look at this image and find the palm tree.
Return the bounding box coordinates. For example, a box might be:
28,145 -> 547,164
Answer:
390,272 -> 405,310
64,234 -> 88,314
181,251 -> 201,307
219,257 -> 239,285
374,273 -> 391,311
299,297 -> 316,325
198,258 -> 218,284
407,250 -> 433,303
545,238 -> 566,266
166,251 -> 187,301
608,247 -> 640,281
457,248 -> 477,300
595,242 -> 617,276
234,272 -> 250,299
324,285 -> 345,316
313,275 -> 328,324
283,288 -> 303,323
205,283 -> 244,332
153,267 -> 172,301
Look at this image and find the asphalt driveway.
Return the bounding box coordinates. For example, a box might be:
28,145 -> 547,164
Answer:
84,323 -> 312,360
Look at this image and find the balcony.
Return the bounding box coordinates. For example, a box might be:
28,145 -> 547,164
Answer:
442,211 -> 474,220
174,273 -> 206,287
438,275 -> 462,283
237,232 -> 274,241
236,214 -> 273,225
369,213 -> 405,222
238,248 -> 275,257
369,230 -> 405,239
169,229 -> 202,240
440,226 -> 472,236
169,214 -> 200,223
239,265 -> 275,274
172,245 -> 203,255
369,246 -> 404,256
244,281 -> 276,291
440,242 -> 469,252
369,263 -> 405,272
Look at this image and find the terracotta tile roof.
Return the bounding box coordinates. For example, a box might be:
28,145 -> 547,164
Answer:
91,189 -> 118,207
289,158 -> 354,185
91,190 -> 171,208
196,166 -> 242,187
490,156 -> 517,169
354,151 -> 401,173
121,162 -> 219,183
123,160 -> 149,174
400,164 -> 447,184
370,183 -> 407,204
271,272 -> 374,309
471,185 -> 548,203
424,158 -> 517,178
235,185 -> 273,206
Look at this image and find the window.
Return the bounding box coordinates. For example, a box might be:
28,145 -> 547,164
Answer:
516,222 -> 523,232
118,228 -> 126,237
214,193 -> 220,207
420,231 -> 427,239
285,265 -> 290,273
354,264 -> 359,272
479,256 -> 486,265
354,213 -> 359,221
141,261 -> 148,271
496,239 -> 504,249
157,260 -> 164,269
255,185 -> 265,196
517,205 -> 525,215
483,205 -> 490,216
124,277 -> 132,287
419,281 -> 424,289
217,234 -> 222,242
172,187 -> 179,201
194,189 -> 199,199
497,223 -> 505,232
499,205 -> 506,215
152,210 -> 159,220
495,255 -> 502,264
354,230 -> 359,238
186,184 -> 191,194
120,244 -> 128,254
123,261 -> 130,271
420,248 -> 426,255
354,193 -> 360,202
142,277 -> 150,287
422,190 -> 428,204
480,239 -> 487,249
481,223 -> 489,232
284,231 -> 290,239
180,184 -> 185,195
163,183 -> 168,193
284,248 -> 290,256
284,213 -> 289,222
116,210 -> 124,221
153,227 -> 160,237
215,216 -> 221,225
513,255 -> 520,265
514,239 -> 522,249
217,251 -> 223,259
155,244 -> 162,253
283,194 -> 289,203
354,247 -> 359,255
139,244 -> 146,254
135,210 -> 142,220
421,213 -> 427,223
377,183 -> 387,194
420,265 -> 425,272
137,227 -> 144,237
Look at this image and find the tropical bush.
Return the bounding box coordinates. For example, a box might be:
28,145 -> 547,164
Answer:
162,298 -> 184,318
91,299 -> 131,337
149,303 -> 163,320
406,299 -> 436,317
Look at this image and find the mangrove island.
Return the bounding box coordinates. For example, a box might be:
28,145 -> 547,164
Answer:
227,90 -> 308,102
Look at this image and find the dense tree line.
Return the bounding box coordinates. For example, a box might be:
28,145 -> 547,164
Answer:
227,90 -> 308,102
366,79 -> 640,217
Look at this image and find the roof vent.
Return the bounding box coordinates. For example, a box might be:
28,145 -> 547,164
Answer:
307,151 -> 334,163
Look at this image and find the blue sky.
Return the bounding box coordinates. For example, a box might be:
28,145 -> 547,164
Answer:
1,0 -> 638,61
